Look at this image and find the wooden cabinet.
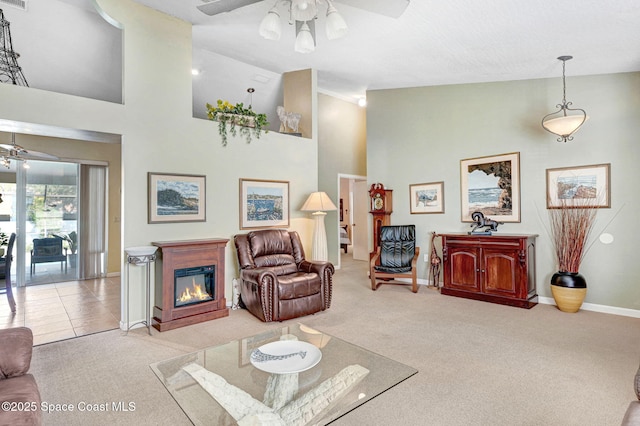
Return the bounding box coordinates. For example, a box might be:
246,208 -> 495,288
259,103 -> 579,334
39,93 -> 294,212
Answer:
441,233 -> 537,309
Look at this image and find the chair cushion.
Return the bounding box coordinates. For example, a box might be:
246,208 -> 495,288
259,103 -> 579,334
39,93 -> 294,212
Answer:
249,230 -> 294,258
379,225 -> 416,269
277,272 -> 321,300
254,254 -> 297,271
374,265 -> 412,274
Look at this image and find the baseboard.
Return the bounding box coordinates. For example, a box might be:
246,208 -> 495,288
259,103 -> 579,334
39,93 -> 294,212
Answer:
107,272 -> 121,278
537,296 -> 640,318
400,278 -> 640,318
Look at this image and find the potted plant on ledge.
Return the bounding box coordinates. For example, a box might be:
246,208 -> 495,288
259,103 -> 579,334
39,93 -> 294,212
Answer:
206,100 -> 269,147
548,197 -> 599,313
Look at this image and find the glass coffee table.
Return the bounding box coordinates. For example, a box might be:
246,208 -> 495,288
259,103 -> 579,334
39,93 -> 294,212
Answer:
150,323 -> 417,425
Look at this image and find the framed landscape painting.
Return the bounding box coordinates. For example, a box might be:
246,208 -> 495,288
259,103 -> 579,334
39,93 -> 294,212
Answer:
148,172 -> 206,223
409,182 -> 444,214
240,178 -> 289,229
546,163 -> 611,208
460,152 -> 520,222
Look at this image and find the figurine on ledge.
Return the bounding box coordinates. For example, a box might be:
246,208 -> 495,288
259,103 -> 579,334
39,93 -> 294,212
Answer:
469,211 -> 503,235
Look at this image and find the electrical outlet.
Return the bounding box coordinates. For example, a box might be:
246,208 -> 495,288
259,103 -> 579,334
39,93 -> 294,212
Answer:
423,253 -> 428,262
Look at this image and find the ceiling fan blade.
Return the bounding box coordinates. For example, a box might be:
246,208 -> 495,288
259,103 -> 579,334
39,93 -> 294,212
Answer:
0,143 -> 27,153
335,0 -> 410,18
19,150 -> 59,160
197,0 -> 262,16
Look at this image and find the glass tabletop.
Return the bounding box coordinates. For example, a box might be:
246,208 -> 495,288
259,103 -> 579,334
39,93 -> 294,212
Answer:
150,323 -> 417,425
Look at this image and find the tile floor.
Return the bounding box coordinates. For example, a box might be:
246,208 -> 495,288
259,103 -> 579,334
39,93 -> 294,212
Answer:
0,276 -> 121,345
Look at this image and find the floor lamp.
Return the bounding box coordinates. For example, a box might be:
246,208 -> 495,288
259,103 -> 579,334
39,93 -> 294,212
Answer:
301,191 -> 337,261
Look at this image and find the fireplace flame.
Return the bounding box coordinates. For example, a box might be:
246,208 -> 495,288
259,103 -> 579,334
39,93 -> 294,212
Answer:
177,278 -> 212,304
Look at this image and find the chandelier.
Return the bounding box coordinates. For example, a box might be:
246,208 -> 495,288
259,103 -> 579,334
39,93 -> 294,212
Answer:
0,8 -> 28,86
541,56 -> 588,143
259,0 -> 348,53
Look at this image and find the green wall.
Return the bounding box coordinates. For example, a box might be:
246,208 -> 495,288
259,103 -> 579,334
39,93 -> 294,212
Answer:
366,72 -> 640,311
318,93 -> 367,266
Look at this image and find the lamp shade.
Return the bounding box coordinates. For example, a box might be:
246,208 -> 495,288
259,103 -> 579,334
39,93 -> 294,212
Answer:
542,114 -> 589,138
259,7 -> 282,40
301,191 -> 337,212
325,1 -> 348,40
294,22 -> 315,53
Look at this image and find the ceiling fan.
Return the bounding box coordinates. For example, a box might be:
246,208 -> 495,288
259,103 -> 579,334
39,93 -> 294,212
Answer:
198,0 -> 409,53
197,0 -> 410,19
0,133 -> 59,169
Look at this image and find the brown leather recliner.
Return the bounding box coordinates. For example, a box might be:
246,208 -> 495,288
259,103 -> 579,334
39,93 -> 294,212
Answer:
0,327 -> 42,426
234,229 -> 334,322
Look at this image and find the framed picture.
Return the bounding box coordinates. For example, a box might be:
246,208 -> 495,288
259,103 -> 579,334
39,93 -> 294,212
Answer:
148,172 -> 206,223
460,152 -> 520,222
239,178 -> 289,229
546,163 -> 611,208
409,181 -> 444,214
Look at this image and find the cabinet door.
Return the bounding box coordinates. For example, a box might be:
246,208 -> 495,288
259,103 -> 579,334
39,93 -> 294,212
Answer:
482,248 -> 519,297
446,247 -> 480,292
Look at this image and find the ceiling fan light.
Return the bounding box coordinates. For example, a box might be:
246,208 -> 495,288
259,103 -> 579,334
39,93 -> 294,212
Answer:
325,1 -> 347,40
259,8 -> 282,40
294,22 -> 315,53
291,0 -> 317,22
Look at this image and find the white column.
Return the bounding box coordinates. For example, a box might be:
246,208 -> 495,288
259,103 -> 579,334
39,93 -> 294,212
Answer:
311,211 -> 328,261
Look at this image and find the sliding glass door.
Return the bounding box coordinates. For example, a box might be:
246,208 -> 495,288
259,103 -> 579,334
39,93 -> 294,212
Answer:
21,160 -> 79,285
1,159 -> 108,287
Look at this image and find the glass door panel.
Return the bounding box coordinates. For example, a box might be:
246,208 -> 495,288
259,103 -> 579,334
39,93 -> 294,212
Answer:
23,160 -> 79,286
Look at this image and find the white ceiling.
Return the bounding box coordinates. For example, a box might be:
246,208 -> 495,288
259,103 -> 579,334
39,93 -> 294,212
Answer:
129,0 -> 640,102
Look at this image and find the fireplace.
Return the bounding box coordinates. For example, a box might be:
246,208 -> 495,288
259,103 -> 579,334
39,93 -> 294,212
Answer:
152,239 -> 229,331
174,265 -> 215,308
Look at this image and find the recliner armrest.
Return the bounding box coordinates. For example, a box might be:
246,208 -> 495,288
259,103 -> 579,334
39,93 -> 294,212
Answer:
0,327 -> 33,380
240,267 -> 279,286
298,260 -> 335,276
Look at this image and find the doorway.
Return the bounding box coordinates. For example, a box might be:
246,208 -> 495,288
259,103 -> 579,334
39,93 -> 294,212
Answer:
338,174 -> 368,268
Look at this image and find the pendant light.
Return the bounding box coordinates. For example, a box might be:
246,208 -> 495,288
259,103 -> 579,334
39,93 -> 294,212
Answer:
541,56 -> 588,143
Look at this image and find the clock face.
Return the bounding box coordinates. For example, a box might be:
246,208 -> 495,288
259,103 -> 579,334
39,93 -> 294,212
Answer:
373,196 -> 384,210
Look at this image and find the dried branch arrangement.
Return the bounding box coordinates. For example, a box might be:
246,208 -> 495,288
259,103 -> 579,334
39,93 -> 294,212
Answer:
548,198 -> 599,273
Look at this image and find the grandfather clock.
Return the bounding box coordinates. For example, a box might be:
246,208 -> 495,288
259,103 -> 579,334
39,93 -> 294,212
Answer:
369,183 -> 393,255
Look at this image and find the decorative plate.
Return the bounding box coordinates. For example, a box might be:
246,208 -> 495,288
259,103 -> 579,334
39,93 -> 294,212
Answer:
250,341 -> 322,374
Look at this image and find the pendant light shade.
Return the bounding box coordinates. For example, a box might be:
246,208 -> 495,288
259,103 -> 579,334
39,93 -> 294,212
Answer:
325,0 -> 348,40
541,56 -> 588,143
294,22 -> 315,53
259,6 -> 282,40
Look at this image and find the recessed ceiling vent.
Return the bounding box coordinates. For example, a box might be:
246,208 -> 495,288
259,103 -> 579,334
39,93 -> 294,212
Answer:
0,0 -> 27,11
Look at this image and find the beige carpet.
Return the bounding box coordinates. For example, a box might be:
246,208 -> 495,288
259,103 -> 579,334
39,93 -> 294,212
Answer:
30,255 -> 640,425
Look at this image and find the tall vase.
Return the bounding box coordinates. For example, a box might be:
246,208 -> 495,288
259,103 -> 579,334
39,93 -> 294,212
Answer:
550,271 -> 587,313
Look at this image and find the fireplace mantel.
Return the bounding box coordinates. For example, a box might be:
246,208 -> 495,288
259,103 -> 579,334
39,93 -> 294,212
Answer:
152,238 -> 229,331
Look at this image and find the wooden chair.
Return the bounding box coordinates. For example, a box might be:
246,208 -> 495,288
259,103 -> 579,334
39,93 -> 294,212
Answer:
370,225 -> 420,293
1,233 -> 16,312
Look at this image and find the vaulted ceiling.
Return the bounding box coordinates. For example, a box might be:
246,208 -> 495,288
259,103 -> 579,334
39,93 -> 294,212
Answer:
130,0 -> 640,102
